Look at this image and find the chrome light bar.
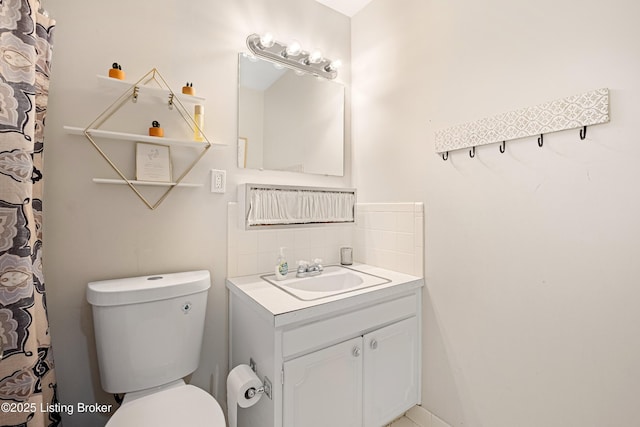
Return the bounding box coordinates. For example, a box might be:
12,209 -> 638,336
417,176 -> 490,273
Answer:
246,33 -> 340,80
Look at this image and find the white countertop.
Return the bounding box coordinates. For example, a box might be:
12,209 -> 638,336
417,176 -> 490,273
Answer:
226,263 -> 424,327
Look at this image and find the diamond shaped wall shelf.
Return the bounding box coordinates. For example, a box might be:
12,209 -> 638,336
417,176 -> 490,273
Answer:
64,68 -> 225,209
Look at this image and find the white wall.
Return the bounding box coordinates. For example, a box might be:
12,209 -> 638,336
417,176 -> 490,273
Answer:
43,1 -> 349,426
352,1 -> 640,426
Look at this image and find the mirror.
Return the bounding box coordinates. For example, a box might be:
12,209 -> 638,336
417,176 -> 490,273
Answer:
237,54 -> 345,176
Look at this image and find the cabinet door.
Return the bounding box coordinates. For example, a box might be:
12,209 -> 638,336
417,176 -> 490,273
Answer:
363,317 -> 419,426
283,336 -> 363,427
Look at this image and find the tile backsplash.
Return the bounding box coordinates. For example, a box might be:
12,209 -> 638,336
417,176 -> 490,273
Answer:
227,202 -> 354,277
227,202 -> 424,278
355,203 -> 424,277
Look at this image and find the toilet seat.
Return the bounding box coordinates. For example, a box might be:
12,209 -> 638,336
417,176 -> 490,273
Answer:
106,383 -> 225,427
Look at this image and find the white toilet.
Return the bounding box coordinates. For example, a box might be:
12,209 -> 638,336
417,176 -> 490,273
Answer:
87,270 -> 226,426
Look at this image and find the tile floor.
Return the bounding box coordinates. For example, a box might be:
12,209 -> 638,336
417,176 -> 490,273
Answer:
388,416 -> 419,427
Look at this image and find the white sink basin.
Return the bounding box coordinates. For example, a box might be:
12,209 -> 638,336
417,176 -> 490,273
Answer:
261,265 -> 390,300
286,271 -> 364,292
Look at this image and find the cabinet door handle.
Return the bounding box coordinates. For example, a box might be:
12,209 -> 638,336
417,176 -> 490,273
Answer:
370,339 -> 378,350
352,346 -> 361,357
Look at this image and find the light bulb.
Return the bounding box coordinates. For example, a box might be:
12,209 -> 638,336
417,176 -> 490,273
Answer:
285,40 -> 302,57
325,59 -> 342,72
259,32 -> 275,48
307,49 -> 323,64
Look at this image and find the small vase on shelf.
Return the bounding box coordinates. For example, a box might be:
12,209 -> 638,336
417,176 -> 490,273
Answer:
108,62 -> 125,80
148,120 -> 164,137
182,82 -> 195,95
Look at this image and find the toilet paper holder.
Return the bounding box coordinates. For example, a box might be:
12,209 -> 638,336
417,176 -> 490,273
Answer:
244,384 -> 263,399
246,374 -> 271,400
248,358 -> 272,400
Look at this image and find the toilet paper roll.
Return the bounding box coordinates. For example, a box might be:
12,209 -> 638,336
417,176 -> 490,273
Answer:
227,364 -> 263,427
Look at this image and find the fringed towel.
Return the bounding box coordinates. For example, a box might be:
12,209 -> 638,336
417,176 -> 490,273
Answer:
245,186 -> 356,226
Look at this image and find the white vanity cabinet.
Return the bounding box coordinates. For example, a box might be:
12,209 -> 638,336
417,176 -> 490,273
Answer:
227,265 -> 423,427
283,316 -> 418,427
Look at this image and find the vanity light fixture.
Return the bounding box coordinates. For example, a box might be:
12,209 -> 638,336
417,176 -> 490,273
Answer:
246,33 -> 340,79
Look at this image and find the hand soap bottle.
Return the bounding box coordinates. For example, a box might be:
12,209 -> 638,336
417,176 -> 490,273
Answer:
275,247 -> 288,280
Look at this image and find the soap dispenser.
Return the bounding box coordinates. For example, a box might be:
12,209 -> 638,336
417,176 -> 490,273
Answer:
275,247 -> 288,280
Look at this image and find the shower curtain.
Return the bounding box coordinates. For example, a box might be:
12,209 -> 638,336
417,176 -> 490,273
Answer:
0,1 -> 59,426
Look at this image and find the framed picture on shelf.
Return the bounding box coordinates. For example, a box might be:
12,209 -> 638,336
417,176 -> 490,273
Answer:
136,142 -> 172,182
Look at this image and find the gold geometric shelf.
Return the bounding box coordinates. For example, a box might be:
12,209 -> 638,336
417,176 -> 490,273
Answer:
78,68 -> 211,210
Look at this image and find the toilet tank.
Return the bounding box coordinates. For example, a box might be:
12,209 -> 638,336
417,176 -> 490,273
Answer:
87,271 -> 210,394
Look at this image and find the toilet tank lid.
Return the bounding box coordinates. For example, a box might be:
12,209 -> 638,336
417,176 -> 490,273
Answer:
87,270 -> 210,307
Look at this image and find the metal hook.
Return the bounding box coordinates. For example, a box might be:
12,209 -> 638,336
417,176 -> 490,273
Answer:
538,134 -> 543,147
499,141 -> 505,153
442,151 -> 449,161
168,93 -> 174,110
469,146 -> 476,158
579,126 -> 587,140
132,86 -> 139,103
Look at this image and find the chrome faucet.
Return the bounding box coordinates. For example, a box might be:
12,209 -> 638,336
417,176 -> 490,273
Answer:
296,258 -> 324,277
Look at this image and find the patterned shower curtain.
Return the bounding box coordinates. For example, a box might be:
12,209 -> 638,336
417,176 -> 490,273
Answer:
0,1 -> 59,426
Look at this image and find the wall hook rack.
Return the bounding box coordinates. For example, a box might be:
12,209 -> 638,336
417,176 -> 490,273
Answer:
499,141 -> 506,153
579,126 -> 587,140
434,88 -> 609,157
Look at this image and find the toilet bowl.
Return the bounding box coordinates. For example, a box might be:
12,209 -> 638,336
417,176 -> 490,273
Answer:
106,380 -> 225,427
87,271 -> 225,427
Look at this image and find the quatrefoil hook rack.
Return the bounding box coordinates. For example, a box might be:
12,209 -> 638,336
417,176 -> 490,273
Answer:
434,88 -> 609,162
